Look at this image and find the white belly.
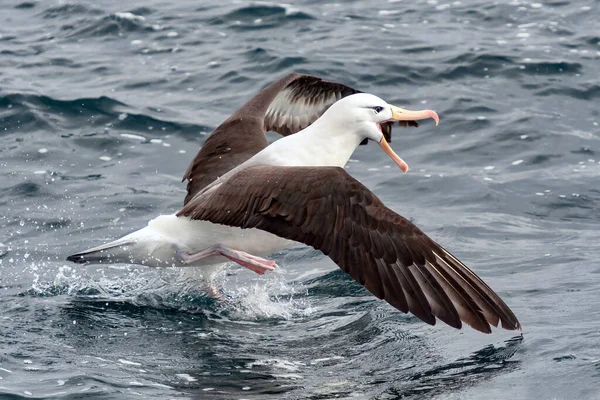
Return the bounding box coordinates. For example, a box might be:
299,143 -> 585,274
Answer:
140,214 -> 292,268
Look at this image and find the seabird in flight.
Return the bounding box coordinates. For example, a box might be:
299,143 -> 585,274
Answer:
67,73 -> 520,333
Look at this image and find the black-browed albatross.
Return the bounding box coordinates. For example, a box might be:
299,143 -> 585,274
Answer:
67,73 -> 521,333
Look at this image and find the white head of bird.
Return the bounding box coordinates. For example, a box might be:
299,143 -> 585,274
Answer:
308,93 -> 440,173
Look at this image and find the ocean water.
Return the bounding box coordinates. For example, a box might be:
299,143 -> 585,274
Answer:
1,0 -> 599,398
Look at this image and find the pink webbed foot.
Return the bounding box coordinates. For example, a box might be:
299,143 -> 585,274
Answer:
177,244 -> 278,275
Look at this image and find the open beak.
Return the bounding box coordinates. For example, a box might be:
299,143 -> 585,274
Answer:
379,105 -> 439,173
379,137 -> 410,173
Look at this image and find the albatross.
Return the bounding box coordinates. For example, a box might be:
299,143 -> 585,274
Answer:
67,73 -> 521,333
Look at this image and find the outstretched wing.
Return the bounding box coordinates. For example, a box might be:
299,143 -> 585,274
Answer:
177,165 -> 521,333
182,73 -> 398,205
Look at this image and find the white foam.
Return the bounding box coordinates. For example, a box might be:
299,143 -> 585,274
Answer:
120,133 -> 145,141
38,148 -> 48,154
512,160 -> 524,166
246,358 -> 303,372
118,359 -> 142,366
378,10 -> 402,15
99,156 -> 112,162
114,12 -> 145,22
518,23 -> 537,29
310,356 -> 344,364
176,373 -> 197,382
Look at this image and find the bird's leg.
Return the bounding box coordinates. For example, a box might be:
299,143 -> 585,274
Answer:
204,282 -> 229,302
177,244 -> 278,275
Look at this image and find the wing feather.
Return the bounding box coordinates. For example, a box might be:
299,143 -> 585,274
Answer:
177,165 -> 521,333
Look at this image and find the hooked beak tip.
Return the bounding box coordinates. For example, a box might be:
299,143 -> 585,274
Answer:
430,110 -> 440,126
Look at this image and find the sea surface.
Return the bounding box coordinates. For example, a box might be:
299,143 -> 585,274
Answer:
1,0 -> 599,398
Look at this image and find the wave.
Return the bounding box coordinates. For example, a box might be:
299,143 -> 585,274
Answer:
0,93 -> 210,136
380,336 -> 523,399
41,3 -> 104,19
535,84 -> 600,100
439,53 -> 583,80
208,3 -> 314,30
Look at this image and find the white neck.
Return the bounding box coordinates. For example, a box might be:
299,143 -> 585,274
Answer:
255,115 -> 365,168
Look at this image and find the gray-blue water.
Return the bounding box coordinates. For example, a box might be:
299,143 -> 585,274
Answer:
1,0 -> 599,398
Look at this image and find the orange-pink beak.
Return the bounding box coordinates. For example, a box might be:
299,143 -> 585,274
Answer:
379,105 -> 439,173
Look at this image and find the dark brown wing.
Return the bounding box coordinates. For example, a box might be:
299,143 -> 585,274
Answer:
183,73 -> 367,205
177,165 -> 521,333
182,73 -> 300,205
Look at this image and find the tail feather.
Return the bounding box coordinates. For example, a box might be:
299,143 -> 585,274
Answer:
67,222 -> 182,268
66,238 -> 135,264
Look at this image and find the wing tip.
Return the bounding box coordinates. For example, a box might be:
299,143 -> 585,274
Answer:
468,316 -> 522,334
501,319 -> 523,332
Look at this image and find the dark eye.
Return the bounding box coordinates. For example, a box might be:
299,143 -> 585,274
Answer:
373,106 -> 384,113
